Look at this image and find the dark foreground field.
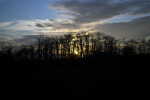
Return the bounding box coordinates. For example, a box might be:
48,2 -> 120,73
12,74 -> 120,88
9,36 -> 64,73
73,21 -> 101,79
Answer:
1,54 -> 149,94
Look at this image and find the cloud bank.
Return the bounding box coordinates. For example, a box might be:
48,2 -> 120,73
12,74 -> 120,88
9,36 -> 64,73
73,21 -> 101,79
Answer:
0,0 -> 150,41
92,16 -> 150,39
48,0 -> 150,39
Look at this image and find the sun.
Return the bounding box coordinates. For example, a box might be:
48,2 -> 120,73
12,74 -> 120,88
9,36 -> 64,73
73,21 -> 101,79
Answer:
74,51 -> 78,55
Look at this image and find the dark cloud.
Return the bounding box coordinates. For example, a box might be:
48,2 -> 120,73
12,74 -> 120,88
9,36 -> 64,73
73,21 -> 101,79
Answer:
54,23 -> 81,29
35,21 -> 81,30
92,16 -> 150,40
14,35 -> 39,45
44,23 -> 54,27
32,0 -> 150,39
133,6 -> 150,15
48,0 -> 150,39
51,0 -> 150,24
36,23 -> 45,28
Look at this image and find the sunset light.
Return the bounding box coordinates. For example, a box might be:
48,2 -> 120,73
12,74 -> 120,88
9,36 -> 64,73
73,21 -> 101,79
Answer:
0,0 -> 149,93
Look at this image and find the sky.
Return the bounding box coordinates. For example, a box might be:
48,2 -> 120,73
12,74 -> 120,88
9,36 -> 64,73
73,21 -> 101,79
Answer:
0,0 -> 150,41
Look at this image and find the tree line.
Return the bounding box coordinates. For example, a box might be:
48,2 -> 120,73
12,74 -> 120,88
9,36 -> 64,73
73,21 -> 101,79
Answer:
0,32 -> 150,61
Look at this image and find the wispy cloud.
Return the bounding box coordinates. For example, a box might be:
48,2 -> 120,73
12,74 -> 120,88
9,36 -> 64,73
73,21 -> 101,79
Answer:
0,19 -> 79,40
0,22 -> 13,28
0,19 -> 50,40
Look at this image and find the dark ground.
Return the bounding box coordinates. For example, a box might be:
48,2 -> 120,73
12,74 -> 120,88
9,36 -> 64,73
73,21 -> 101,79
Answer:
1,54 -> 149,94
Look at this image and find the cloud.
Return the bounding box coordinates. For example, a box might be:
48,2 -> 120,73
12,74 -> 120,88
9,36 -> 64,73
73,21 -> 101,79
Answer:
7,19 -> 52,31
92,16 -> 150,40
13,35 -> 39,45
48,0 -> 150,39
0,22 -> 13,28
0,19 -> 79,40
0,19 -> 53,31
145,36 -> 150,41
0,30 -> 28,40
1,0 -> 150,41
36,23 -> 45,28
34,18 -> 92,32
0,19 -> 52,40
33,0 -> 150,39
50,0 -> 150,24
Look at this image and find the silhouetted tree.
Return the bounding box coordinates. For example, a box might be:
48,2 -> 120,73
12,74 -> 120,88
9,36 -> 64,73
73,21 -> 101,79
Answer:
1,31 -> 150,62
146,40 -> 150,53
85,34 -> 90,55
36,35 -> 44,60
0,41 -> 5,56
140,39 -> 146,54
